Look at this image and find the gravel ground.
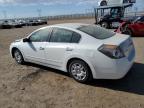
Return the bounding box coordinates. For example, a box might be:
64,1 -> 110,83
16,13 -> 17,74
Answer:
0,18 -> 144,108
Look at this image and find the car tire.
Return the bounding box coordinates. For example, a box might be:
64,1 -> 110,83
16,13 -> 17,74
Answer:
125,28 -> 133,36
101,22 -> 109,28
13,49 -> 25,64
68,60 -> 92,83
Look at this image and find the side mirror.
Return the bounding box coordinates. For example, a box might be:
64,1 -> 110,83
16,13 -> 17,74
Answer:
23,38 -> 30,42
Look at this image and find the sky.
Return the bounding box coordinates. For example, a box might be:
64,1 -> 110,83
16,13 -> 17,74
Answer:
0,0 -> 143,19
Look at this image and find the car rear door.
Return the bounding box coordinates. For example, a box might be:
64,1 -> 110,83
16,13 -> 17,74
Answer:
44,27 -> 81,68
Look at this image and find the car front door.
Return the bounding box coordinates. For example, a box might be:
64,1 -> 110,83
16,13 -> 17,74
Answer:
137,17 -> 144,35
45,28 -> 81,68
21,28 -> 51,63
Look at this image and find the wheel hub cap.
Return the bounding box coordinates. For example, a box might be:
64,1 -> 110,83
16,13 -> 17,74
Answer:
71,63 -> 87,81
14,51 -> 22,63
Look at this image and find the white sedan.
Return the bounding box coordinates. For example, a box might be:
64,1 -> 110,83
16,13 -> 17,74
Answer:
10,23 -> 135,83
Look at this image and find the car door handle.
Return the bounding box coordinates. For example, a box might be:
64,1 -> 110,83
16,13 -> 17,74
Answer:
66,47 -> 73,51
39,47 -> 45,50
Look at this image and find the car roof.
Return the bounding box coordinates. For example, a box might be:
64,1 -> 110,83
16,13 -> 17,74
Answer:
95,3 -> 133,9
46,23 -> 90,29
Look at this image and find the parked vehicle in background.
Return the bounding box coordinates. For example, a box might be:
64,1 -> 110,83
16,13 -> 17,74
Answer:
26,19 -> 47,26
24,20 -> 31,26
18,20 -> 26,26
115,16 -> 144,36
0,19 -> 48,29
0,20 -> 23,29
10,23 -> 135,83
27,20 -> 37,26
0,21 -> 3,28
95,3 -> 133,28
39,19 -> 47,25
0,20 -> 14,29
11,20 -> 23,28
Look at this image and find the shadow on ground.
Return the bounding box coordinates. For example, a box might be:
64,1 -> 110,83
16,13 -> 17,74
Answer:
24,62 -> 69,77
24,62 -> 144,95
89,62 -> 144,95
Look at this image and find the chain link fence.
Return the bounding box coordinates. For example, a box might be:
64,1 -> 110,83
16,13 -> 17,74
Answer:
0,11 -> 143,21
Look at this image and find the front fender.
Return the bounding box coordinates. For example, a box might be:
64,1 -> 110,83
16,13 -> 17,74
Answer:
9,42 -> 25,60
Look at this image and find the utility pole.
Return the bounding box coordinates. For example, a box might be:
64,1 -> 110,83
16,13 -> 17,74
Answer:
2,10 -> 7,19
134,7 -> 138,17
37,9 -> 42,17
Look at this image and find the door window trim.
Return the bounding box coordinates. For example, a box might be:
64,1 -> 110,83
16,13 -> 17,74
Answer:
49,27 -> 81,44
29,28 -> 52,42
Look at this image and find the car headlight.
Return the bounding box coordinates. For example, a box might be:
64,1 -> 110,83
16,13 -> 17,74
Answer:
98,44 -> 125,59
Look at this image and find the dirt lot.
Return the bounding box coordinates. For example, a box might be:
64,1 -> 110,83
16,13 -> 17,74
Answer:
0,18 -> 144,108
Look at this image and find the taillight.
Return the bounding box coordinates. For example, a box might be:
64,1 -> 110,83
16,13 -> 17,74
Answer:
98,44 -> 125,59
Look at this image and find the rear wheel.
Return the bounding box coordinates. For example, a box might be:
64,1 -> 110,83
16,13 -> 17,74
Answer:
13,49 -> 24,64
68,60 -> 92,83
101,22 -> 109,28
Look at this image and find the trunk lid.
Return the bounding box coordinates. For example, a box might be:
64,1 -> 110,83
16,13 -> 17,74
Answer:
102,33 -> 130,46
102,33 -> 134,58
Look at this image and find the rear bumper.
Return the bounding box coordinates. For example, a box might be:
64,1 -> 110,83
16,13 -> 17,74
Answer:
92,48 -> 135,79
95,58 -> 134,79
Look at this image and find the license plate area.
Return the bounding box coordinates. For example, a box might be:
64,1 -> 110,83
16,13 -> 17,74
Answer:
128,48 -> 135,61
125,44 -> 133,57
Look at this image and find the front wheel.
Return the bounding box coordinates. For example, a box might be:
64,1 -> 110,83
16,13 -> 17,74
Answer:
125,28 -> 133,36
13,49 -> 24,64
68,60 -> 92,83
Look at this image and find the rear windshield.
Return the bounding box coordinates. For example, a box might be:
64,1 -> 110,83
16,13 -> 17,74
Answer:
78,25 -> 115,39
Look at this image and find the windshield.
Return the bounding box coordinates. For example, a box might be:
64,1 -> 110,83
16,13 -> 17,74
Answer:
133,16 -> 142,23
78,25 -> 116,39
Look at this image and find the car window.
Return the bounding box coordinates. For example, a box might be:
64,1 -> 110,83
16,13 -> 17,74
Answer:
71,32 -> 81,43
134,16 -> 144,22
29,28 -> 51,42
50,28 -> 73,43
78,25 -> 115,39
140,17 -> 144,22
